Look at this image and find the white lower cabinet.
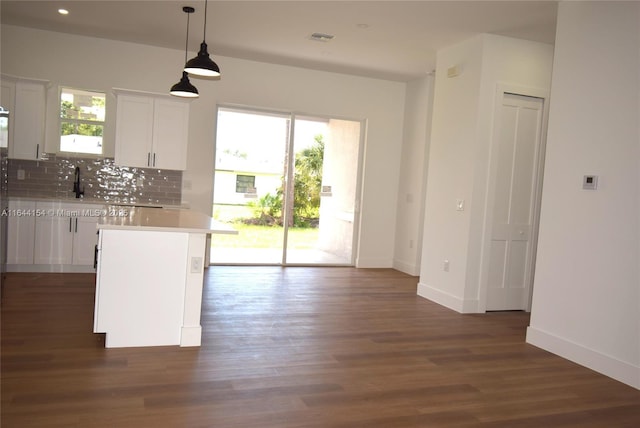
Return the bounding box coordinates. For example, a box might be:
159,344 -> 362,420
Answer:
3,200 -> 104,272
34,202 -> 101,267
6,200 -> 36,264
34,210 -> 74,264
73,214 -> 101,265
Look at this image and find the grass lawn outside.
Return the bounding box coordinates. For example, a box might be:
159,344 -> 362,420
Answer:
212,204 -> 319,249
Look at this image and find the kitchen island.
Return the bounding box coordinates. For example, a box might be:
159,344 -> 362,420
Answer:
93,206 -> 236,348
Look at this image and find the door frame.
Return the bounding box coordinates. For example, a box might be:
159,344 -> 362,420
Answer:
212,104 -> 366,267
477,83 -> 550,313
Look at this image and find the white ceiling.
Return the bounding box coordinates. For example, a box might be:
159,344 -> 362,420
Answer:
1,1 -> 558,82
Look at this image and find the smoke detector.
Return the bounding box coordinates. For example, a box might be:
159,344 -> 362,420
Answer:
309,32 -> 335,42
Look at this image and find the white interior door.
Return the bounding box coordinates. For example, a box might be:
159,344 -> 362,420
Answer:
486,93 -> 544,311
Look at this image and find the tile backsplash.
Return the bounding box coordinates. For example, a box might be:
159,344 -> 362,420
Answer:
8,155 -> 182,206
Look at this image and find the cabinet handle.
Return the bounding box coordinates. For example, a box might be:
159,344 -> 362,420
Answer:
69,218 -> 72,232
75,217 -> 78,233
147,152 -> 151,166
94,244 -> 98,269
36,144 -> 39,159
153,153 -> 156,167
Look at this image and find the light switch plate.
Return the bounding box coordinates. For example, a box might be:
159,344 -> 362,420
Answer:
456,199 -> 465,211
190,256 -> 203,273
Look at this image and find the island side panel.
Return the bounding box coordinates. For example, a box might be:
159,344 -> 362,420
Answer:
94,229 -> 189,348
180,232 -> 207,346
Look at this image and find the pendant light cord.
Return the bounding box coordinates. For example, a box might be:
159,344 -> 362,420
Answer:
203,0 -> 208,41
184,11 -> 190,62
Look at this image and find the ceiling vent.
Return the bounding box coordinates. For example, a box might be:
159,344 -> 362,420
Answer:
309,32 -> 334,42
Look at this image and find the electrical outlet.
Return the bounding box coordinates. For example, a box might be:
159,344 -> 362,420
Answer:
17,169 -> 25,180
443,260 -> 450,272
190,256 -> 203,273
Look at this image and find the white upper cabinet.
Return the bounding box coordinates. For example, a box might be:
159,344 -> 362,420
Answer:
114,94 -> 154,168
114,90 -> 189,170
1,76 -> 47,160
152,98 -> 189,170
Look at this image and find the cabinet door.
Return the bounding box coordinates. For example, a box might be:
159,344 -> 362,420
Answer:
152,99 -> 189,170
115,95 -> 154,168
72,214 -> 99,266
34,215 -> 74,265
1,80 -> 15,149
6,200 -> 36,264
10,81 -> 45,160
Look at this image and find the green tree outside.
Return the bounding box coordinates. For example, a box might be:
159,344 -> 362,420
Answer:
291,134 -> 324,226
60,97 -> 104,137
247,134 -> 325,227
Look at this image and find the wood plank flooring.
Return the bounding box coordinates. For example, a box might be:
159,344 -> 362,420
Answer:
2,267 -> 640,427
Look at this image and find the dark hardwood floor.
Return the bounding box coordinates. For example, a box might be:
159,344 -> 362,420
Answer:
2,267 -> 640,427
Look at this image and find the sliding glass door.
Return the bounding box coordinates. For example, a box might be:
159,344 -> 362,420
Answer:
210,106 -> 362,266
284,117 -> 361,264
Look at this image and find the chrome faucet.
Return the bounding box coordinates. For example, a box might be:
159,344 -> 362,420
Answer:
73,166 -> 84,198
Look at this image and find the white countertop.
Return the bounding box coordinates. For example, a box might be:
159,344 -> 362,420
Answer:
10,196 -> 183,209
97,206 -> 237,234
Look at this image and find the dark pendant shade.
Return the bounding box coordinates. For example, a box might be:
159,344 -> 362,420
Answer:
170,71 -> 199,98
170,6 -> 199,98
184,0 -> 221,78
184,42 -> 220,77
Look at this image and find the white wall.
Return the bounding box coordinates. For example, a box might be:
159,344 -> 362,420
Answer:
417,34 -> 554,312
1,25 -> 407,268
393,75 -> 434,276
418,35 -> 484,309
526,1 -> 640,389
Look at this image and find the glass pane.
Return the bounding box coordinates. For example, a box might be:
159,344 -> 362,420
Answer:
60,87 -> 105,154
60,87 -> 105,121
211,108 -> 289,264
285,117 -> 359,265
0,114 -> 8,149
60,123 -> 103,154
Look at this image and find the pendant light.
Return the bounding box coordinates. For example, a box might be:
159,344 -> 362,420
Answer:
170,6 -> 199,98
184,0 -> 221,77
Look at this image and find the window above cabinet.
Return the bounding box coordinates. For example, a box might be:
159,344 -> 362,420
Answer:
59,87 -> 106,156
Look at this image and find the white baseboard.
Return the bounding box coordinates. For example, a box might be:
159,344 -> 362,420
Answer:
392,259 -> 419,276
7,264 -> 96,273
526,326 -> 640,390
416,282 -> 480,313
180,326 -> 202,347
355,257 -> 393,268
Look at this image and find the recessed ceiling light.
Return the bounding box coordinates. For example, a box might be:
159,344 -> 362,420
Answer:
58,8 -> 69,15
356,23 -> 370,29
